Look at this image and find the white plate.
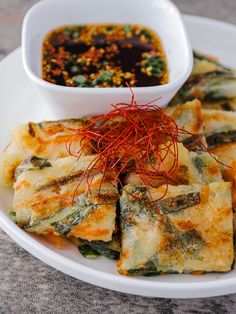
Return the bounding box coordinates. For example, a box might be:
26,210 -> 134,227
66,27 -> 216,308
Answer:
0,15 -> 236,299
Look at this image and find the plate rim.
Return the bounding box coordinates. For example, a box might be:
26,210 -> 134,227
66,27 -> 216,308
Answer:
1,14 -> 236,298
184,13 -> 236,31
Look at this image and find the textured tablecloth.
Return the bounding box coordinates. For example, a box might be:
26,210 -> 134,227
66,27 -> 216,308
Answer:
0,1 -> 236,313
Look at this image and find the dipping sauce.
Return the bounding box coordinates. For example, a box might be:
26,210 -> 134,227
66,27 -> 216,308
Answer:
42,24 -> 168,88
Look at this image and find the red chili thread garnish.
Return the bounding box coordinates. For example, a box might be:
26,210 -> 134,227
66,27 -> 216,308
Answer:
65,90 -> 231,206
65,92 -> 180,205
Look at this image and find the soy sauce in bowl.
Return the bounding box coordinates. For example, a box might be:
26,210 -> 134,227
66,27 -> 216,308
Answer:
42,24 -> 168,88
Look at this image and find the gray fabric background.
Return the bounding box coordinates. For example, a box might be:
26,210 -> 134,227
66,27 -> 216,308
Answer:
0,1 -> 236,313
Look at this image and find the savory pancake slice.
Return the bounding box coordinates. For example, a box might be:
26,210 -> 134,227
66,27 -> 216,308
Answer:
203,109 -> 236,134
12,155 -> 119,242
202,109 -> 236,168
125,143 -> 222,187
202,109 -> 236,207
165,99 -> 203,139
0,118 -> 90,186
191,51 -> 233,76
201,98 -> 236,112
69,235 -> 120,260
171,51 -> 236,106
118,183 -> 234,275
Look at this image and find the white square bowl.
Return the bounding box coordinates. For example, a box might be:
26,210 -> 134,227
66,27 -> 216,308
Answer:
22,0 -> 192,118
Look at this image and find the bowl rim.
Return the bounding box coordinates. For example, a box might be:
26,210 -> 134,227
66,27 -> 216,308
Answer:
22,0 -> 193,95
